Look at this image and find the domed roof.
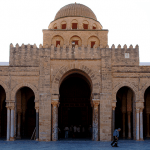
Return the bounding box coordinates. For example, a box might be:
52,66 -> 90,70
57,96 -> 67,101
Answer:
54,3 -> 97,21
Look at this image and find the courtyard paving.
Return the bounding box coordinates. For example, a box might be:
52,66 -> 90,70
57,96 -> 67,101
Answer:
0,139 -> 150,150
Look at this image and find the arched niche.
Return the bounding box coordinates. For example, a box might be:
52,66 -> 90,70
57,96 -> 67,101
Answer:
83,20 -> 89,29
69,35 -> 82,47
58,72 -> 92,139
0,85 -> 6,138
15,86 -> 36,139
51,35 -> 64,47
92,23 -> 97,29
115,86 -> 136,140
53,23 -> 57,29
143,86 -> 150,138
87,36 -> 100,48
61,21 -> 67,29
71,19 -> 78,29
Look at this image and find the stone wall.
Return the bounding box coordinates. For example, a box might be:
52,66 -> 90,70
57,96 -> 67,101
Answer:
43,30 -> 108,48
1,41 -> 150,141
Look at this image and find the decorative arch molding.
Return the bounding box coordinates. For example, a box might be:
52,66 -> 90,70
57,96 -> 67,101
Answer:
140,81 -> 150,102
51,35 -> 64,47
52,64 -> 100,98
87,35 -> 100,47
69,35 -> 82,46
0,80 -> 9,100
11,82 -> 39,101
112,81 -> 138,102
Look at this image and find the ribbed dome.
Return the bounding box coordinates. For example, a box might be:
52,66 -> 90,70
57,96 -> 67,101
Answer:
54,3 -> 97,21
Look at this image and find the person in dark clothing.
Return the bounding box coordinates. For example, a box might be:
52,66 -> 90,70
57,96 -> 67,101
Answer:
111,128 -> 121,147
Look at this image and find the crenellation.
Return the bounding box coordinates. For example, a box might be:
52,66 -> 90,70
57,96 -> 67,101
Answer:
9,44 -> 40,67
39,44 -> 43,49
27,44 -> 31,50
112,44 -> 139,66
117,44 -> 121,49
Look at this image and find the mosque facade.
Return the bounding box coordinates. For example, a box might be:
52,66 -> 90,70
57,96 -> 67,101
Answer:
0,3 -> 150,141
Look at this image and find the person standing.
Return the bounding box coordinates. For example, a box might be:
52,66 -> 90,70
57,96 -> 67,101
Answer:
111,128 -> 121,147
82,126 -> 85,138
77,126 -> 81,138
64,126 -> 69,139
73,125 -> 77,138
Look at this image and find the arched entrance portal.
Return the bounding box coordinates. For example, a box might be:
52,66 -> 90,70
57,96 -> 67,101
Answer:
144,86 -> 150,138
16,87 -> 36,139
0,85 -> 6,139
115,86 -> 135,139
58,73 -> 92,139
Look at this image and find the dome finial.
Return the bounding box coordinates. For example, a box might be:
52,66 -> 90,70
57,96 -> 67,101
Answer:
75,2 -> 76,4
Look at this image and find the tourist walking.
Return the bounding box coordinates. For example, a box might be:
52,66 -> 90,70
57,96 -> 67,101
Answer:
111,128 -> 121,147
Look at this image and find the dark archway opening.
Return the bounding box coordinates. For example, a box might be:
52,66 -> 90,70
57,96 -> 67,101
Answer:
0,85 -> 6,139
115,86 -> 134,139
58,73 -> 92,140
144,86 -> 150,139
16,87 -> 36,139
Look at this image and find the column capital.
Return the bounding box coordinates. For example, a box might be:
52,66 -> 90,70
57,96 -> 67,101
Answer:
139,107 -> 144,112
6,101 -> 15,109
112,107 -> 115,110
35,101 -> 39,111
91,100 -> 100,107
52,94 -> 60,101
51,100 -> 59,107
136,107 -> 140,113
127,111 -> 131,115
17,111 -> 22,114
112,102 -> 116,110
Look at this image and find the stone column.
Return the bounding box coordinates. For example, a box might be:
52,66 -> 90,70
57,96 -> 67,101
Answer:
7,107 -> 11,141
122,112 -> 126,138
127,111 -> 131,139
136,108 -> 140,140
112,102 -> 116,140
140,108 -> 143,140
147,113 -> 150,137
22,111 -> 25,136
36,107 -> 39,141
52,100 -> 59,141
10,107 -> 15,141
92,101 -> 99,141
16,111 -> 21,139
112,107 -> 115,132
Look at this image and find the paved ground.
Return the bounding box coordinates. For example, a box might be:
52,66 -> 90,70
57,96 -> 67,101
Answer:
0,139 -> 150,150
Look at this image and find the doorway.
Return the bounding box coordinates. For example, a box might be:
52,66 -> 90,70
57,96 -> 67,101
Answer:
58,73 -> 92,139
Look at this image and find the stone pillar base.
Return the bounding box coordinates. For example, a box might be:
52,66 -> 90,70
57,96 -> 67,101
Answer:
139,139 -> 144,141
16,136 -> 21,139
10,137 -> 15,141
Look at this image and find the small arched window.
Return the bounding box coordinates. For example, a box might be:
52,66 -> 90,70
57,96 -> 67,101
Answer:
53,23 -> 57,29
61,21 -> 67,29
71,20 -> 78,29
83,20 -> 89,29
93,23 -> 97,29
